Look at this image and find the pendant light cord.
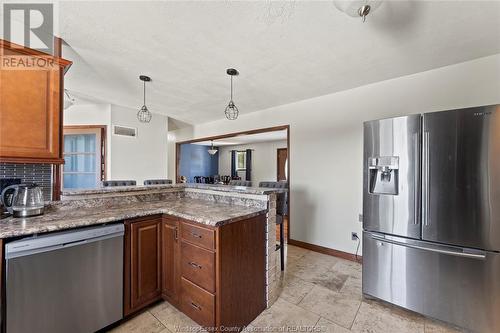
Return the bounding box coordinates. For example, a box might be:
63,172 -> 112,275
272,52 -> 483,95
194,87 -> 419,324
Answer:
230,75 -> 233,101
143,81 -> 146,105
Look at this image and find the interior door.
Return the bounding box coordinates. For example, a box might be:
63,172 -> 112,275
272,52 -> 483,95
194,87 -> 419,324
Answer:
422,105 -> 500,251
277,148 -> 288,181
363,115 -> 421,239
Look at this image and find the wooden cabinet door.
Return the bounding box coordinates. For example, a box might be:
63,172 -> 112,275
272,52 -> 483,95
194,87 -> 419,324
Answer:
162,216 -> 180,305
0,41 -> 70,163
125,216 -> 162,315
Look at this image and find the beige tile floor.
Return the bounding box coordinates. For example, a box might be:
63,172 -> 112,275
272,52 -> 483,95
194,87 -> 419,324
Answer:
109,245 -> 465,333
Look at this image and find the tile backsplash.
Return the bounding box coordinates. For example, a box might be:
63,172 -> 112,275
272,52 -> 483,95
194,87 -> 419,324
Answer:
0,163 -> 53,201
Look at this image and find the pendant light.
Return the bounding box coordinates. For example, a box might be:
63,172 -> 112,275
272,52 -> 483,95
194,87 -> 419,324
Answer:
63,89 -> 75,109
333,0 -> 382,22
225,68 -> 239,120
207,141 -> 218,155
137,75 -> 152,123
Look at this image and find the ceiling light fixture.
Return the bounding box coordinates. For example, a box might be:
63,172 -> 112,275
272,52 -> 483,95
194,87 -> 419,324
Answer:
63,89 -> 75,109
207,141 -> 218,155
333,0 -> 382,22
137,75 -> 152,123
225,68 -> 239,120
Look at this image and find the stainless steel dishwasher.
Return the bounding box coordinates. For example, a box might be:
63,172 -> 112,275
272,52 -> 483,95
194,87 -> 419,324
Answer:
5,224 -> 124,333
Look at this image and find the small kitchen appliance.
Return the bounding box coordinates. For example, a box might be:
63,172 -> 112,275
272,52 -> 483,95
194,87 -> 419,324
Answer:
1,183 -> 45,217
0,178 -> 21,219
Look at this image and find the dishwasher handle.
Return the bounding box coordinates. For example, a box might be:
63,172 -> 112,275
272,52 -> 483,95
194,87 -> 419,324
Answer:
5,224 -> 124,259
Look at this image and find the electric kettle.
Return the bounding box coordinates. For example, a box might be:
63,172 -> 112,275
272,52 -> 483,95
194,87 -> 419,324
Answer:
1,183 -> 45,217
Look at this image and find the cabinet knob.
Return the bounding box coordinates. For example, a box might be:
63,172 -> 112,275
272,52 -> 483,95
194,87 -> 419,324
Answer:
190,232 -> 202,238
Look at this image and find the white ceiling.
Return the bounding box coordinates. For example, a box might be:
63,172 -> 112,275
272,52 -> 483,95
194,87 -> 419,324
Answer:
192,130 -> 287,146
58,1 -> 500,125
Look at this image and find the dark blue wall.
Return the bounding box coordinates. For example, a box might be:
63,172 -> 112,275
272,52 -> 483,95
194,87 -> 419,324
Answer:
179,144 -> 219,182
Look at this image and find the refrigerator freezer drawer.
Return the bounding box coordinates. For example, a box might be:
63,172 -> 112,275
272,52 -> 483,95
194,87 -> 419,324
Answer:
363,231 -> 500,333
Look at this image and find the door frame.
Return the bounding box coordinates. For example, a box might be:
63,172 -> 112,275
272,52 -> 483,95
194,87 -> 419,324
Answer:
175,125 -> 291,241
61,125 -> 107,190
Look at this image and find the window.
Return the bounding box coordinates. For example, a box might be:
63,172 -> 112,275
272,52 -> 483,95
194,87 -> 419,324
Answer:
236,151 -> 246,171
62,127 -> 105,189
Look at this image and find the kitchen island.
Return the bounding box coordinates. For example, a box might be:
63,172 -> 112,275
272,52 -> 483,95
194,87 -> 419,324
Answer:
0,184 -> 284,331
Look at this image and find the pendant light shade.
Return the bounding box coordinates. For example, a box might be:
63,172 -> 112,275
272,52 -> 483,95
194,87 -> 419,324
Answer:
63,89 -> 75,109
225,68 -> 239,120
207,141 -> 218,155
137,75 -> 152,123
333,0 -> 382,22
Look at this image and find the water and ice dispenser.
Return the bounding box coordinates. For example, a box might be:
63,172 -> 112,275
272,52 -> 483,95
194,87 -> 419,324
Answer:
368,156 -> 399,195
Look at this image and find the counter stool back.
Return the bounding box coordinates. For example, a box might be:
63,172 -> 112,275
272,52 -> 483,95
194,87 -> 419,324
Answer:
144,179 -> 172,185
259,181 -> 288,271
102,180 -> 136,187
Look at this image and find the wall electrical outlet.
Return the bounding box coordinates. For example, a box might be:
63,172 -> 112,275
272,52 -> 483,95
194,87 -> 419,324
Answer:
351,232 -> 358,241
358,214 -> 363,222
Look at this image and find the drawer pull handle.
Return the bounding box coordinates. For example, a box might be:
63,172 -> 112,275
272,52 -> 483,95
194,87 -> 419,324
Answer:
191,302 -> 202,311
188,261 -> 202,269
190,232 -> 202,238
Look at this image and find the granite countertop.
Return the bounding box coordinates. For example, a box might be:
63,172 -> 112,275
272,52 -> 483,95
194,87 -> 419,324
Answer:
0,198 -> 266,239
61,183 -> 286,197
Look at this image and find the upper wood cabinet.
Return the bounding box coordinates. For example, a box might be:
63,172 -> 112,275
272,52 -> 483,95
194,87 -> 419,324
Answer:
0,39 -> 72,164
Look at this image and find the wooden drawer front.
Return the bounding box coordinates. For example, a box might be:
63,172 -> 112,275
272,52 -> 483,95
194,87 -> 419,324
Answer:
181,277 -> 215,328
181,222 -> 215,250
181,242 -> 215,293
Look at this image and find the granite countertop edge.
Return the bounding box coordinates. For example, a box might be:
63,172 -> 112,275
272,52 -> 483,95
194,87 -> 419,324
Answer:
0,199 -> 267,239
61,183 -> 287,197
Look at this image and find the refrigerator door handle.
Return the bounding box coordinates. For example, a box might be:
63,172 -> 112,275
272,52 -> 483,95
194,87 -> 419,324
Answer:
369,233 -> 486,260
414,132 -> 420,225
423,131 -> 430,226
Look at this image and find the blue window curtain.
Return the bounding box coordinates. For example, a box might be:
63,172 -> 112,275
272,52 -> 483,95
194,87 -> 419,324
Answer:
230,150 -> 237,178
245,149 -> 252,181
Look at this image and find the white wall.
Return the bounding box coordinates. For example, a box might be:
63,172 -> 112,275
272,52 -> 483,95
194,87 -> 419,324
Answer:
218,141 -> 287,186
111,105 -> 169,185
169,54 -> 500,255
64,103 -> 169,185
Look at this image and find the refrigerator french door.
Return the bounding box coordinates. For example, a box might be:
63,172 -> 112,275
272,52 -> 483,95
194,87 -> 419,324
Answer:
422,106 -> 500,250
362,114 -> 421,239
362,105 -> 500,333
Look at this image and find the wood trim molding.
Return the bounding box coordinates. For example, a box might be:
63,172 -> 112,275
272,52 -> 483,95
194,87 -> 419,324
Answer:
0,38 -> 72,69
288,238 -> 362,263
176,125 -> 289,145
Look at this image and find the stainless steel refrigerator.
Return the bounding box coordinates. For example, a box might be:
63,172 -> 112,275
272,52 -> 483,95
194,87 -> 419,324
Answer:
362,105 -> 500,332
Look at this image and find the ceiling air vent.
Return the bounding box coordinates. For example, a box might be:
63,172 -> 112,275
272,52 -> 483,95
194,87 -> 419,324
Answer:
113,125 -> 137,138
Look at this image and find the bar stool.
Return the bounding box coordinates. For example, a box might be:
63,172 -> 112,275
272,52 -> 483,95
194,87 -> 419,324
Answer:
144,179 -> 172,185
229,180 -> 252,187
259,181 -> 288,271
102,180 -> 136,187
